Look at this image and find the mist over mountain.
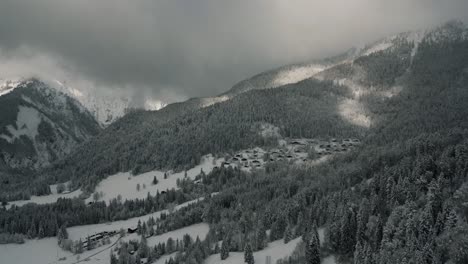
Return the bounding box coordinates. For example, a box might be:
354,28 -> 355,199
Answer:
0,3 -> 468,264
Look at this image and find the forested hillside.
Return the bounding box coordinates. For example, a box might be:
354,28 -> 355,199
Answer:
0,21 -> 468,264
0,79 -> 101,201
47,79 -> 364,192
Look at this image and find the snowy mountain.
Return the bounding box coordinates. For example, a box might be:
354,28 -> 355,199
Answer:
0,79 -> 101,172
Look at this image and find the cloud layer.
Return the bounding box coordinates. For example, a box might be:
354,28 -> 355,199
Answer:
0,0 -> 467,104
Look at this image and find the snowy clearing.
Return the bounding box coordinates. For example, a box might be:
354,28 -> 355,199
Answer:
0,222 -> 209,264
271,64 -> 328,87
6,188 -> 83,209
205,237 -> 301,264
0,106 -> 42,143
124,223 -> 210,247
68,197 -> 206,241
5,155 -> 221,209
87,154 -> 224,204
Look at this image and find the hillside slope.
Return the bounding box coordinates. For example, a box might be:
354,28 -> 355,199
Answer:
43,21 -> 468,191
0,79 -> 101,199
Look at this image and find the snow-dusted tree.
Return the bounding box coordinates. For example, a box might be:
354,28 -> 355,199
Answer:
221,239 -> 230,260
284,222 -> 293,244
244,243 -> 255,264
305,232 -> 320,264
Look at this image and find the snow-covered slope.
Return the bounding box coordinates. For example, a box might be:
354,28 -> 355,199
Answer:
0,79 -> 101,171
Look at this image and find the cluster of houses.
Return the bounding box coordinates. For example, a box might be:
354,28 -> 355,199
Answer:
315,138 -> 361,155
223,138 -> 361,170
82,230 -> 118,250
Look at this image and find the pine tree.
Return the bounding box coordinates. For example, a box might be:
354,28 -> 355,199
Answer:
140,234 -> 149,258
284,223 -> 293,244
87,235 -> 94,250
221,239 -> 230,260
244,243 -> 255,264
38,223 -> 45,238
256,223 -> 267,250
296,211 -> 305,236
152,176 -> 158,185
305,233 -> 320,264
110,251 -> 118,264
76,239 -> 84,253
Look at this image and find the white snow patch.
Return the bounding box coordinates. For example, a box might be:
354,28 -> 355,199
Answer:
272,64 -> 327,87
338,98 -> 371,128
205,237 -> 301,264
363,41 -> 393,56
322,255 -> 337,264
200,95 -> 230,108
145,99 -> 166,111
259,123 -> 281,138
0,106 -> 42,143
0,79 -> 22,96
87,154 -> 224,205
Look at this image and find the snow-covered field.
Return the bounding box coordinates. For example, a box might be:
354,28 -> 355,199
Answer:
125,223 -> 210,247
0,222 -> 209,264
5,155 -> 222,209
6,188 -> 83,209
87,154 -> 224,204
205,237 -> 301,264
68,197 -> 206,241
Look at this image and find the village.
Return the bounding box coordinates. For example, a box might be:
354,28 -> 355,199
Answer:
223,137 -> 361,170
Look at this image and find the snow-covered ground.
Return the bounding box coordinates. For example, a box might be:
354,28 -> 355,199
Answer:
6,188 -> 83,209
0,79 -> 22,96
271,64 -> 328,87
205,237 -> 301,264
5,155 -> 222,209
124,223 -> 210,247
68,197 -> 206,241
87,154 -> 224,204
0,222 -> 209,264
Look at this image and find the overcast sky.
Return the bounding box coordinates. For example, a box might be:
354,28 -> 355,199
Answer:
0,0 -> 467,104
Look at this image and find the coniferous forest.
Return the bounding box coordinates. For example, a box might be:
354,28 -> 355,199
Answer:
0,19 -> 468,264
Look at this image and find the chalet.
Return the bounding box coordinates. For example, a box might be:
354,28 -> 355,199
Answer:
241,158 -> 248,162
291,141 -> 304,145
128,227 -> 138,234
331,138 -> 338,142
235,154 -> 242,158
233,157 -> 239,161
287,155 -> 293,158
252,160 -> 260,164
270,158 -> 275,162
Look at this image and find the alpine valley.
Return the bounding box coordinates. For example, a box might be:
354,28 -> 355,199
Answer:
1,20 -> 468,264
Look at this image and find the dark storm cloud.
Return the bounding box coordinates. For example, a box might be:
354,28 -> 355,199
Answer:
0,0 -> 467,104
